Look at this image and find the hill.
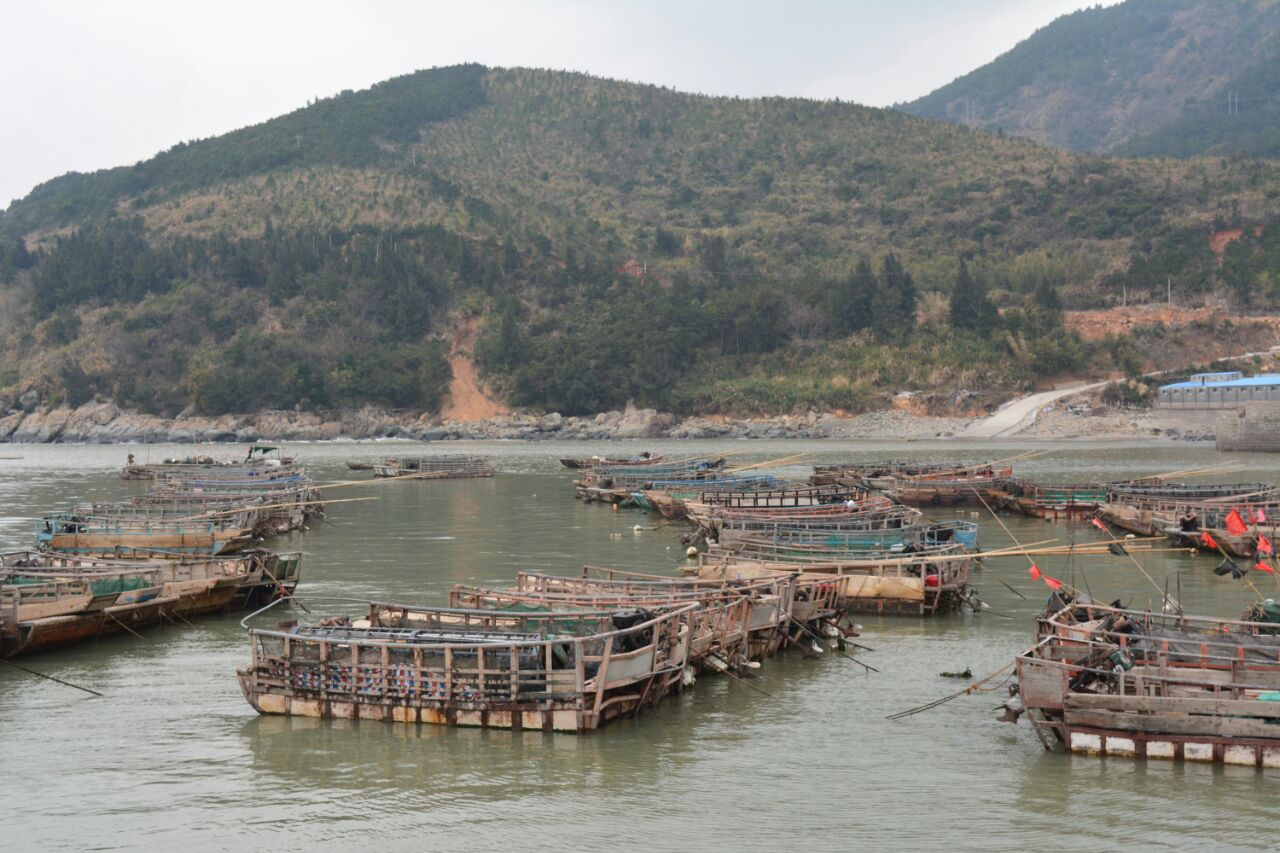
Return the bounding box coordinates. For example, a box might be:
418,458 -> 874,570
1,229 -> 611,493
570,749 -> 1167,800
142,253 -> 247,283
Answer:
902,0 -> 1280,158
1,65 -> 1278,420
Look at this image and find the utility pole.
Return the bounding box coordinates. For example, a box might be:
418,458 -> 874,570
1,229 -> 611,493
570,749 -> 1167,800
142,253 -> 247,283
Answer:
1167,275 -> 1172,306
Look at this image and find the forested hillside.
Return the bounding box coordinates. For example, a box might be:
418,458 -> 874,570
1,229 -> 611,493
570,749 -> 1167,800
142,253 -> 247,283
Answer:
1,64 -> 1276,418
903,0 -> 1280,158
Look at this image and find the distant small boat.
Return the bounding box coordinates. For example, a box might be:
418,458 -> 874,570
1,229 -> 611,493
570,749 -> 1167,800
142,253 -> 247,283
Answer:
560,453 -> 663,469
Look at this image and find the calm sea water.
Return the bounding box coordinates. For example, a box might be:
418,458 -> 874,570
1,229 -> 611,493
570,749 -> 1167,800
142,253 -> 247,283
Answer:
2,439 -> 1278,852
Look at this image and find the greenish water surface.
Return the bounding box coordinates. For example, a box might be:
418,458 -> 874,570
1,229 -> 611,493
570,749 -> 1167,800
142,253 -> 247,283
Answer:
2,439 -> 1277,852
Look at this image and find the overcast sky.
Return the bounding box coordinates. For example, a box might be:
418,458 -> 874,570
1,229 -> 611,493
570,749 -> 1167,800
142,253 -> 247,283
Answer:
1,0 -> 1120,208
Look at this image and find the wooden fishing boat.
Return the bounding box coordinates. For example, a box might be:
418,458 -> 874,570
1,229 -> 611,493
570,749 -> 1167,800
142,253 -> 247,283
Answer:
685,496 -> 900,533
1108,482 -> 1272,503
559,453 -> 663,469
126,491 -> 314,537
574,458 -> 728,502
887,470 -> 1013,507
702,543 -> 974,616
0,559 -> 248,658
36,513 -> 253,556
122,445 -> 296,480
636,475 -> 778,519
752,520 -> 980,552
691,504 -> 922,545
1,547 -> 301,611
373,455 -> 496,479
696,483 -> 866,509
1,573 -> 164,658
454,571 -> 799,660
447,584 -> 757,671
237,601 -> 698,732
78,501 -> 265,534
576,566 -> 848,651
1010,599 -> 1280,766
811,461 -> 973,489
999,481 -> 1111,520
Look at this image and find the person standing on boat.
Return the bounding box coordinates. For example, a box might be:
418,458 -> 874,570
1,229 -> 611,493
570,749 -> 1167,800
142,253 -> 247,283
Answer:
1179,509 -> 1200,532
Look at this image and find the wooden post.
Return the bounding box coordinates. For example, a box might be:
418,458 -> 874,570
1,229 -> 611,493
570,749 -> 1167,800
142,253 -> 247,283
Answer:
591,636 -> 616,726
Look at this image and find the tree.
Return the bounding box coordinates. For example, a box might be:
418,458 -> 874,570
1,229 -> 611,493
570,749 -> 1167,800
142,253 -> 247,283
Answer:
871,253 -> 917,332
949,260 -> 1000,334
832,258 -> 876,335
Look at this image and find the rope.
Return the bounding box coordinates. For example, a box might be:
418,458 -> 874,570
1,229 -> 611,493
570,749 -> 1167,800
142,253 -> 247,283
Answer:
885,662 -> 1015,720
1,658 -> 104,697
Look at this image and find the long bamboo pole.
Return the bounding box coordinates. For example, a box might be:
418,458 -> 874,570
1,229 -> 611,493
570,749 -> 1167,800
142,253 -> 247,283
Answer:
177,496 -> 377,521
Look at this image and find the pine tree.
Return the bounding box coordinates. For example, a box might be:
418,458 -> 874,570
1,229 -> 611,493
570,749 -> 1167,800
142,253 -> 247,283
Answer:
871,253 -> 916,331
949,260 -> 1001,334
833,258 -> 876,335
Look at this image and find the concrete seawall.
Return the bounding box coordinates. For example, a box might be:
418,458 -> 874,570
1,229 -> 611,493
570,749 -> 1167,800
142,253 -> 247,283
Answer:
1217,403 -> 1280,452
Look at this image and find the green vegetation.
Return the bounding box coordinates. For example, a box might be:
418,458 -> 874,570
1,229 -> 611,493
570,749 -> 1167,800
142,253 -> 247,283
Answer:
1,64 -> 1277,417
903,0 -> 1280,157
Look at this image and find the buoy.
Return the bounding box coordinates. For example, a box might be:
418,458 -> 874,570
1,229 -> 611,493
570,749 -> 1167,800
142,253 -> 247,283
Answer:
633,525 -> 642,532
611,504 -> 619,511
685,546 -> 699,558
1125,533 -> 1135,539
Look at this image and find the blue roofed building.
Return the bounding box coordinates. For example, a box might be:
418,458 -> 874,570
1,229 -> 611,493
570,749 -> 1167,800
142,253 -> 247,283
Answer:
1158,372 -> 1280,409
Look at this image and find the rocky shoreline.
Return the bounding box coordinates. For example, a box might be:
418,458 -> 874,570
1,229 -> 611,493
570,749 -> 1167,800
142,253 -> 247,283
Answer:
0,399 -> 1210,444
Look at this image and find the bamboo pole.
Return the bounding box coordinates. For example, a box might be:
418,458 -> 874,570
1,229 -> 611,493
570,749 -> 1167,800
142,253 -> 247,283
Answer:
1200,487 -> 1280,505
1149,463 -> 1247,481
177,496 -> 377,521
723,453 -> 812,474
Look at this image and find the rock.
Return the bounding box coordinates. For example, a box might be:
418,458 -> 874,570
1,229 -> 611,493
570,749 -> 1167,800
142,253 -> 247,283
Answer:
91,403 -> 120,426
0,411 -> 26,440
17,389 -> 40,411
615,407 -> 673,439
539,412 -> 563,431
12,408 -> 71,442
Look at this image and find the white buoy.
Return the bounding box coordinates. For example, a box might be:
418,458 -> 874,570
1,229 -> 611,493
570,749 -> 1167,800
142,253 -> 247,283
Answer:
686,546 -> 699,558
633,525 -> 642,532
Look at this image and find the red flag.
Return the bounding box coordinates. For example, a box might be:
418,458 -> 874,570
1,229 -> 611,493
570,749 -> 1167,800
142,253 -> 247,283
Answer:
1259,534 -> 1274,556
1043,575 -> 1063,591
1256,508 -> 1268,524
1200,531 -> 1218,550
1091,518 -> 1107,532
1225,509 -> 1249,537
1028,564 -> 1041,581
1254,561 -> 1275,574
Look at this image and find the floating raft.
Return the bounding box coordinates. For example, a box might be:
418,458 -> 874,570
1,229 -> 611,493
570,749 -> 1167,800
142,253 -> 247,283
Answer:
1013,600 -> 1280,766
373,455 -> 495,479
238,601 -> 699,732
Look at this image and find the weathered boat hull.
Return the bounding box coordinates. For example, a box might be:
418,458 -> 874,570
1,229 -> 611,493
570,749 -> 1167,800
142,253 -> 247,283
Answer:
238,603 -> 695,732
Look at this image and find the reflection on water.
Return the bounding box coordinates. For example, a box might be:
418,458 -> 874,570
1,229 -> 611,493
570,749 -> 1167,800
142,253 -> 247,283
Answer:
3,439 -> 1280,851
